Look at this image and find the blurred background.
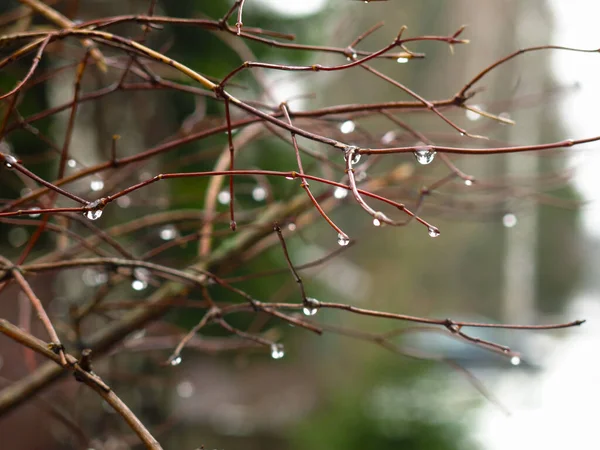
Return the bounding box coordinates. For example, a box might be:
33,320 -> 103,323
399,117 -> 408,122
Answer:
0,0 -> 598,449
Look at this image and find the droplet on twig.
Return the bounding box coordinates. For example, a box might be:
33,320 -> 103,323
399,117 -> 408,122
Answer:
159,225 -> 178,241
337,233 -> 350,246
428,226 -> 440,238
270,343 -> 285,360
414,147 -> 436,165
466,104 -> 483,121
344,146 -> 361,165
170,356 -> 182,366
464,179 -> 474,186
83,199 -> 103,221
396,57 -> 409,64
3,154 -> 17,169
303,297 -> 319,316
510,356 -> 521,366
29,207 -> 41,218
131,268 -> 150,291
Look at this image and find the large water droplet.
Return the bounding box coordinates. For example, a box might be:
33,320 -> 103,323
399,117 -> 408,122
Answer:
217,190 -> 231,205
3,154 -> 17,169
84,209 -> 102,220
159,225 -> 178,241
503,213 -> 517,228
414,148 -> 436,165
334,187 -> 348,199
340,120 -> 356,134
29,207 -> 41,218
337,233 -> 350,246
270,343 -> 285,360
303,297 -> 319,316
170,355 -> 182,366
396,57 -> 409,64
428,226 -> 440,238
252,186 -> 267,202
510,356 -> 521,366
344,146 -> 361,165
67,159 -> 77,168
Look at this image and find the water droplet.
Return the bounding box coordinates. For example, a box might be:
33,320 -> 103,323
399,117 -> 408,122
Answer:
464,179 -> 474,186
159,225 -> 178,241
396,57 -> 409,64
270,343 -> 285,360
510,356 -> 521,366
90,180 -> 104,192
252,186 -> 267,202
344,146 -> 361,165
466,105 -> 483,121
28,207 -> 41,218
337,233 -> 350,246
334,187 -> 348,199
177,380 -> 194,398
428,226 -> 440,238
373,218 -> 381,227
84,209 -> 102,220
340,120 -> 356,134
502,213 -> 517,228
217,190 -> 231,205
346,52 -> 358,61
285,175 -> 294,180
170,356 -> 182,366
3,154 -> 17,168
414,148 -> 436,165
67,159 -> 77,168
381,131 -> 396,145
287,222 -> 297,231
131,268 -> 150,291
303,297 -> 319,316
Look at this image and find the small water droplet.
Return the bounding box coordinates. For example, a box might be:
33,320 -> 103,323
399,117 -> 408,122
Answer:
159,225 -> 178,241
464,179 -> 474,186
217,190 -> 231,205
372,211 -> 385,227
287,222 -> 297,231
346,52 -> 357,61
428,226 -> 440,238
414,148 -> 436,165
132,268 -> 150,291
270,343 -> 285,360
373,218 -> 381,227
337,233 -> 350,246
285,175 -> 294,180
396,57 -> 409,64
170,356 -> 182,366
177,380 -> 194,398
502,213 -> 517,228
303,297 -> 319,316
3,154 -> 17,168
466,105 -> 483,121
381,131 -> 396,145
252,186 -> 267,202
340,120 -> 356,134
90,180 -> 104,191
510,356 -> 521,366
28,207 -> 41,218
344,146 -> 361,165
334,187 -> 348,199
67,159 -> 77,168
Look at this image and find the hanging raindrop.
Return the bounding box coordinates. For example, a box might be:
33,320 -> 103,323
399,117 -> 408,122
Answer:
131,267 -> 150,291
337,233 -> 350,246
270,343 -> 285,360
84,200 -> 103,221
28,207 -> 41,218
303,297 -> 319,316
464,179 -> 474,186
170,356 -> 182,366
344,146 -> 361,165
396,57 -> 409,63
414,148 -> 436,165
428,226 -> 440,238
